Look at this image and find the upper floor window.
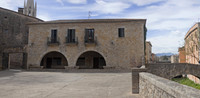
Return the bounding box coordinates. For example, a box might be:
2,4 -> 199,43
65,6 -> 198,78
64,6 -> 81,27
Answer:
51,29 -> 57,43
85,29 -> 95,43
118,28 -> 125,37
67,29 -> 75,43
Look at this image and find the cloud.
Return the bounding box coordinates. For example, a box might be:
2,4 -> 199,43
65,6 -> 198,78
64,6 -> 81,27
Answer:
147,30 -> 185,53
56,0 -> 87,5
56,0 -> 64,6
65,0 -> 87,4
90,0 -> 131,14
37,13 -> 52,21
0,0 -> 23,11
128,0 -> 166,6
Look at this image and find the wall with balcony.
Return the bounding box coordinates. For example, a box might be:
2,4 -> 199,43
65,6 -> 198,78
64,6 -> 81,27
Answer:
27,20 -> 146,69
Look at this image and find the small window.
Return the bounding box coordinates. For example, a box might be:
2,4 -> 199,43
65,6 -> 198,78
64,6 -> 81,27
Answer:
118,28 -> 125,37
4,16 -> 7,19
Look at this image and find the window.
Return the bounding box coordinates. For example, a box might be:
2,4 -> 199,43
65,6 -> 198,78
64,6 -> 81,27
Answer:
4,29 -> 8,33
67,29 -> 75,43
85,29 -> 94,43
51,29 -> 57,43
118,28 -> 125,37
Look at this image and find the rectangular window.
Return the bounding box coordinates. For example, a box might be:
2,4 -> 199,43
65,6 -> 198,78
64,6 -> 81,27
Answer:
85,29 -> 94,42
118,28 -> 125,37
51,29 -> 57,43
67,29 -> 75,43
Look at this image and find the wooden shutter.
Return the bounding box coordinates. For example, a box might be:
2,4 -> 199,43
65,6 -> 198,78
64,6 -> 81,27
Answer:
72,29 -> 75,42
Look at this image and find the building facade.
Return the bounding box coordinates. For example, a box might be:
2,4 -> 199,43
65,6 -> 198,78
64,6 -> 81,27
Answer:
184,23 -> 200,64
145,41 -> 152,64
0,7 -> 42,70
27,19 -> 147,69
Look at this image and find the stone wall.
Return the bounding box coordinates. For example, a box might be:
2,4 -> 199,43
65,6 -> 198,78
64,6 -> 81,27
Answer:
139,72 -> 200,98
0,7 -> 42,69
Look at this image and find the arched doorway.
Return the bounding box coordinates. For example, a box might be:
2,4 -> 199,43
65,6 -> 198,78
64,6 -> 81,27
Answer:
76,51 -> 106,69
40,51 -> 68,69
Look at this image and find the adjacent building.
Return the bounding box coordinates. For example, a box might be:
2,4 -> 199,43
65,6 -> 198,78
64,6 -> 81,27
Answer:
184,23 -> 200,64
184,23 -> 200,84
27,19 -> 147,69
145,41 -> 152,64
0,7 -> 42,70
178,47 -> 186,63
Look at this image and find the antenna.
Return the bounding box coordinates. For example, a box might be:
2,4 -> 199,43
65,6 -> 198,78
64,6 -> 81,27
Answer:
88,11 -> 92,19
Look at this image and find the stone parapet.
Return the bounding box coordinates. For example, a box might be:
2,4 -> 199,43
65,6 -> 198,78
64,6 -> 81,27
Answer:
139,72 -> 200,98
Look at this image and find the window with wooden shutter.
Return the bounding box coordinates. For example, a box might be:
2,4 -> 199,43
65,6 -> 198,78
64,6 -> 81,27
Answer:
67,29 -> 75,43
51,29 -> 57,43
85,29 -> 94,43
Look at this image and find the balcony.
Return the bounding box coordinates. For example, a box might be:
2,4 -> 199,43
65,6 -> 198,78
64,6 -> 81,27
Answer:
84,36 -> 97,45
47,37 -> 60,46
66,37 -> 78,45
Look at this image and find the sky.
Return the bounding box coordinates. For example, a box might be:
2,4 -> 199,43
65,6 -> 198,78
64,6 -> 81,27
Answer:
1,0 -> 200,54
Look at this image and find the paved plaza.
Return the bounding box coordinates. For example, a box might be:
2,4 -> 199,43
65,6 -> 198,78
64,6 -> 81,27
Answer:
0,70 -> 140,98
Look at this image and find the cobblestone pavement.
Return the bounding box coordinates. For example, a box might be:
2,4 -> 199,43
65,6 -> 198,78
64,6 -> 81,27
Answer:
0,69 -> 140,98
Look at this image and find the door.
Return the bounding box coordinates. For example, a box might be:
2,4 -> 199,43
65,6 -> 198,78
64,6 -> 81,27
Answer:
93,57 -> 99,69
46,58 -> 52,68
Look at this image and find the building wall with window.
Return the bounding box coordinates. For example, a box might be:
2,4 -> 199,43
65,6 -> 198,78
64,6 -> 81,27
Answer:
0,7 -> 42,69
184,22 -> 200,84
27,19 -> 147,69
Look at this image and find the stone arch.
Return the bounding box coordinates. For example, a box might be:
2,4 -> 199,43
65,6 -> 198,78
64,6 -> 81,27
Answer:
75,50 -> 106,69
40,51 -> 68,69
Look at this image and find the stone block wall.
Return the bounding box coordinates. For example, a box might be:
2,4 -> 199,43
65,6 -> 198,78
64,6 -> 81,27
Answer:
139,72 -> 200,98
0,7 -> 42,69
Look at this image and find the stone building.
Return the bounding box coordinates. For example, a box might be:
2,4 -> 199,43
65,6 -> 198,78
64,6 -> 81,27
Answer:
27,19 -> 147,69
178,47 -> 186,63
145,41 -> 152,64
184,22 -> 200,64
171,54 -> 179,63
0,7 -> 42,70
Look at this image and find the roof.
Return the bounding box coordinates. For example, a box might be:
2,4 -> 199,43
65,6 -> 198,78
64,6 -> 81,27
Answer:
0,7 -> 43,22
184,22 -> 200,39
28,19 -> 146,25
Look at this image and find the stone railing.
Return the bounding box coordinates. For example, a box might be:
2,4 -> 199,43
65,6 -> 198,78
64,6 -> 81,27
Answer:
139,72 -> 200,98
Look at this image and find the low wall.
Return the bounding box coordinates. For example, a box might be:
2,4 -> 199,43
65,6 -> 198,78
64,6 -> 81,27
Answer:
139,72 -> 200,98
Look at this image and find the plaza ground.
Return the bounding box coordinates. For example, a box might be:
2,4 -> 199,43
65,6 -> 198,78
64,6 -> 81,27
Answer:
0,69 -> 140,98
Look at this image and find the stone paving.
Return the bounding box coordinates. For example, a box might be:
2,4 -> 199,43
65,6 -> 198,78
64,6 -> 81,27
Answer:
0,69 -> 140,98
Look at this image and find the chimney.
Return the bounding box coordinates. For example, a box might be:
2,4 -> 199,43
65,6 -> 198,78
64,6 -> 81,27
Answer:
18,8 -> 24,14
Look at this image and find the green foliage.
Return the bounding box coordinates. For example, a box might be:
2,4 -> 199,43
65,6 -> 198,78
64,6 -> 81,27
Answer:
172,77 -> 200,90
